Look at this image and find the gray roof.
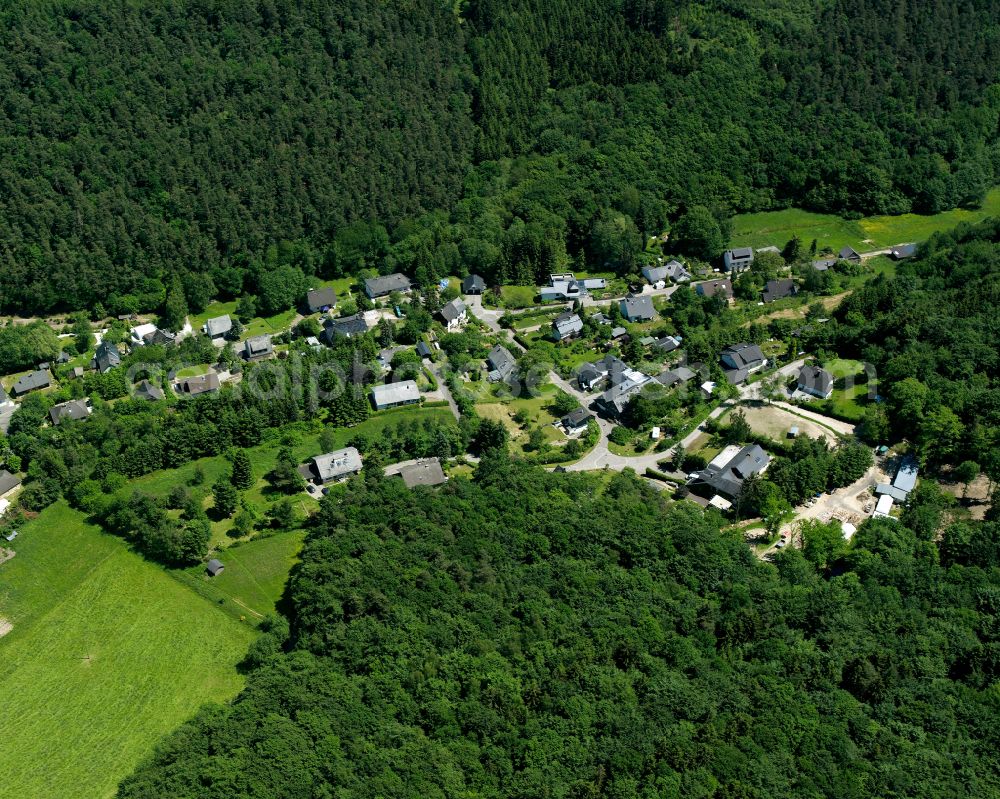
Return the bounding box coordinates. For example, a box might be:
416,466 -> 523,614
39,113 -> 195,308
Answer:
365,273 -> 411,298
12,370 -> 51,395
696,279 -> 733,299
838,245 -> 861,260
370,380 -> 420,408
595,375 -> 653,417
311,447 -> 362,482
693,444 -> 770,499
143,328 -> 176,347
244,335 -> 273,358
561,407 -> 593,428
875,483 -> 909,502
323,313 -> 369,340
179,372 -> 221,395
721,343 -> 765,371
642,264 -> 669,283
134,380 -> 165,401
893,456 -> 919,493
440,298 -> 467,323
552,313 -> 583,339
728,247 -> 754,258
49,399 -> 92,425
486,345 -> 516,381
206,559 -> 225,575
762,278 -> 797,303
400,458 -> 447,488
891,243 -> 917,259
204,315 -> 232,337
0,469 -> 21,496
619,295 -> 655,321
462,274 -> 486,293
416,341 -> 432,357
654,335 -> 681,353
578,354 -> 628,389
0,384 -> 8,404
812,258 -> 837,271
306,287 -> 338,313
797,365 -> 833,396
94,341 -> 121,373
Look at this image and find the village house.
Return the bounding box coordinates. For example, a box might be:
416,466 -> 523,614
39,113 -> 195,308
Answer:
486,345 -> 517,383
321,313 -> 369,343
92,341 -> 121,373
134,379 -> 165,402
364,273 -> 411,300
399,458 -> 448,488
370,380 -> 420,410
0,469 -> 22,500
11,369 -> 51,397
695,278 -> 733,300
439,298 -> 467,331
796,364 -> 834,399
551,312 -> 583,341
762,278 -> 797,303
203,314 -> 233,340
177,372 -> 221,396
559,406 -> 594,434
577,354 -> 629,391
838,245 -> 861,263
299,447 -> 363,485
619,295 -> 655,322
462,274 -> 486,295
653,335 -> 682,354
594,374 -> 655,419
243,335 -> 274,361
689,444 -> 771,502
49,398 -> 93,426
812,258 -> 837,271
305,287 -> 338,314
720,343 -> 766,384
890,243 -> 917,260
723,247 -> 754,273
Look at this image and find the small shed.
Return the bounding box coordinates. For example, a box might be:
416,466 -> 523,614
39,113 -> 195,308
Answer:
206,559 -> 225,576
788,426 -> 799,438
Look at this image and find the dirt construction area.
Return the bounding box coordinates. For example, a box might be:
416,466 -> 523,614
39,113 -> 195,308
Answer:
740,404 -> 839,445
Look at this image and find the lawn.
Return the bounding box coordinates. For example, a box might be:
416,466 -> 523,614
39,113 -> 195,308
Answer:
819,358 -> 871,421
499,285 -> 538,309
0,502 -> 254,799
175,529 -> 307,620
475,388 -> 565,455
190,300 -> 299,339
730,186 -> 1000,252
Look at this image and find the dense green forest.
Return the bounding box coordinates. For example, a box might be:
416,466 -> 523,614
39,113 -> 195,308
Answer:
1,0 -> 999,314
119,462 -> 1000,798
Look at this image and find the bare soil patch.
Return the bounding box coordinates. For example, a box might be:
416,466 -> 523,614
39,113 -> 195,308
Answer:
741,404 -> 838,445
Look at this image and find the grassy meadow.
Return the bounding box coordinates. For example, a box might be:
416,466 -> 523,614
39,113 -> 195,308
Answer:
0,502 -> 254,799
730,186 -> 1000,252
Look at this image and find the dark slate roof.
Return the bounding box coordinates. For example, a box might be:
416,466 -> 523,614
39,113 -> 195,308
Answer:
619,295 -> 655,320
654,335 -> 681,353
439,298 -> 466,323
244,335 -> 274,358
365,273 -> 411,297
694,444 -> 770,499
797,365 -> 833,396
462,274 -> 486,294
891,243 -> 917,259
416,341 -> 432,358
323,313 -> 369,340
179,373 -> 221,395
143,328 -> 176,346
721,343 -> 765,370
0,469 -> 21,495
762,278 -> 797,303
49,399 -> 92,425
206,559 -> 225,575
400,458 -> 447,488
561,407 -> 593,428
812,258 -> 837,271
12,370 -> 51,395
696,279 -> 733,299
134,379 -> 165,401
486,345 -> 516,378
306,287 -> 338,313
94,342 -> 121,373
838,245 -> 861,260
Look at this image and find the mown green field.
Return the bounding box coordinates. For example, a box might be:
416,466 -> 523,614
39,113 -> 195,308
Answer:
730,186 -> 1000,252
0,502 -> 254,799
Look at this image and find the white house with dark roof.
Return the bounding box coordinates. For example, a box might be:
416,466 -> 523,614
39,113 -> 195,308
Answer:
796,365 -> 834,399
439,299 -> 467,331
689,444 -> 770,501
723,247 -> 754,273
486,345 -> 517,383
462,274 -> 486,295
